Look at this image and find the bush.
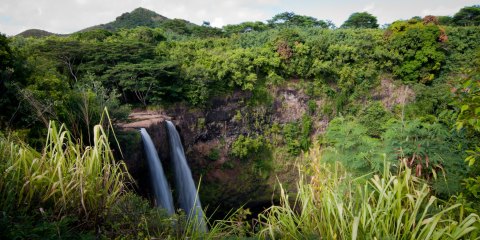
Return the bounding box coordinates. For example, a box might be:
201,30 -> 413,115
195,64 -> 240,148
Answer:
230,135 -> 273,177
0,121 -> 131,220
387,21 -> 446,83
382,119 -> 467,195
357,101 -> 392,137
283,114 -> 313,156
322,116 -> 383,173
104,192 -> 174,239
256,148 -> 480,239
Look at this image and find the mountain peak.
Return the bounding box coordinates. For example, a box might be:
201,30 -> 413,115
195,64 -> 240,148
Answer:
115,7 -> 167,23
16,29 -> 58,38
81,7 -> 168,32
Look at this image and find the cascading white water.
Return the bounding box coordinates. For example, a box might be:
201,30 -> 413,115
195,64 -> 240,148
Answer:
140,128 -> 175,215
166,121 -> 207,232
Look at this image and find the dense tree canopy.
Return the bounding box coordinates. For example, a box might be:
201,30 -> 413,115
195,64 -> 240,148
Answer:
453,5 -> 480,26
268,12 -> 330,28
341,12 -> 379,28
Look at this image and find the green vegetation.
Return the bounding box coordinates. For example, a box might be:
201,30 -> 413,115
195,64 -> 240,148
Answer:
257,150 -> 479,239
0,120 -> 131,238
452,5 -> 480,26
341,12 -> 379,29
2,5 -> 480,239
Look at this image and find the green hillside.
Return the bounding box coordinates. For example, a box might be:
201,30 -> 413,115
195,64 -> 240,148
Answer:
81,7 -> 169,31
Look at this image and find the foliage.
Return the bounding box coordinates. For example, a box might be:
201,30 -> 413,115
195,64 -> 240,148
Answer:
231,135 -> 268,160
322,116 -> 467,195
3,8 -> 480,239
92,7 -> 167,31
0,33 -> 12,71
452,53 -> 480,202
452,5 -> 480,26
454,74 -> 480,144
231,135 -> 273,177
357,101 -> 393,137
387,20 -> 446,83
223,21 -> 269,35
207,148 -> 220,161
0,121 -> 131,220
341,12 -> 379,29
0,212 -> 93,240
256,149 -> 480,239
0,33 -> 15,127
438,16 -> 453,26
323,116 -> 383,173
268,12 -> 330,28
283,114 -> 313,156
105,60 -> 178,105
382,119 -> 467,195
104,192 -> 174,239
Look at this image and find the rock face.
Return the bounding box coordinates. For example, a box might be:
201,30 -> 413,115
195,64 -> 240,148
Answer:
117,87 -> 323,218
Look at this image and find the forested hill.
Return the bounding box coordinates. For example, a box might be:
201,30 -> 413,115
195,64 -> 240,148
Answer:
15,7 -> 208,37
15,29 -> 59,38
80,7 -> 170,32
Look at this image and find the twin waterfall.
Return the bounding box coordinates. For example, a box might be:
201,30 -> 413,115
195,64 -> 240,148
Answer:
140,121 -> 206,232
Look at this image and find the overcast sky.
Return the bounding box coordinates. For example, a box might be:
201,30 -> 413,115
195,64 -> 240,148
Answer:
0,0 -> 477,36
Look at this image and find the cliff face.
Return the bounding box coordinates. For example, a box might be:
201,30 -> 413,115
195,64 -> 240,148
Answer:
116,78 -> 414,217
116,86 -> 322,217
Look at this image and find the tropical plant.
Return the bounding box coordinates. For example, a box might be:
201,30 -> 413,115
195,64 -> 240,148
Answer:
256,148 -> 480,239
453,5 -> 480,26
341,12 -> 379,28
0,119 -> 131,221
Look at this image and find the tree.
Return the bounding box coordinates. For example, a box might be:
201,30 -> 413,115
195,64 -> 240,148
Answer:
0,33 -> 15,127
387,21 -> 446,83
223,21 -> 269,35
104,60 -> 178,105
452,5 -> 480,26
341,12 -> 379,29
268,12 -> 329,28
437,16 -> 453,25
0,33 -> 13,72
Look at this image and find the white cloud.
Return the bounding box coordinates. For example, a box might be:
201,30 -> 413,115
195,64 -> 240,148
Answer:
422,6 -> 461,16
75,0 -> 89,6
363,3 -> 375,12
211,17 -> 225,28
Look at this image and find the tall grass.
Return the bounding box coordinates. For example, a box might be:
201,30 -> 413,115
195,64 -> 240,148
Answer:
0,121 -> 131,220
256,148 -> 480,239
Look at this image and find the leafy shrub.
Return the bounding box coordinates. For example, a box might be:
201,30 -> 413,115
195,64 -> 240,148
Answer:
322,116 -> 383,173
207,148 -> 220,161
452,58 -> 480,203
387,21 -> 446,83
104,192 -> 174,239
382,119 -> 467,195
231,135 -> 266,160
0,121 -> 131,220
307,99 -> 317,115
256,149 -> 480,239
283,114 -> 313,156
0,211 -> 93,240
357,101 -> 393,137
231,135 -> 272,177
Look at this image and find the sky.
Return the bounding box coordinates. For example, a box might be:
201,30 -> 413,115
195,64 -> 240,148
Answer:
0,0 -> 477,36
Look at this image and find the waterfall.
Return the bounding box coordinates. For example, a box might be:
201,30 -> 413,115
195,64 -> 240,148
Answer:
140,128 -> 175,215
166,121 -> 207,232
